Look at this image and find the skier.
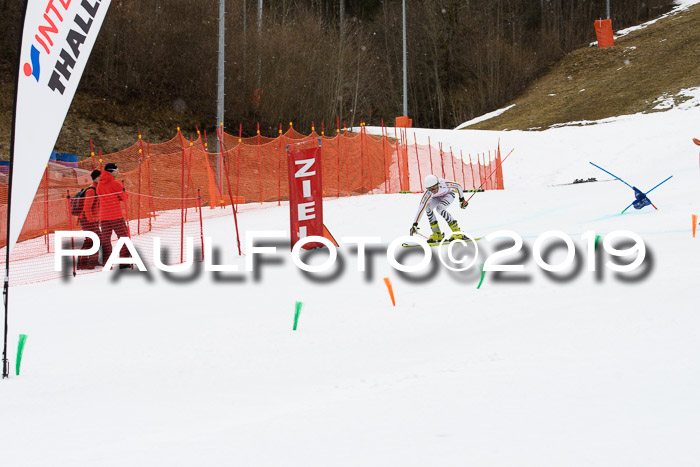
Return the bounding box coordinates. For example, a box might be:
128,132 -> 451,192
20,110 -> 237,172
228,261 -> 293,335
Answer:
409,174 -> 468,243
631,187 -> 652,210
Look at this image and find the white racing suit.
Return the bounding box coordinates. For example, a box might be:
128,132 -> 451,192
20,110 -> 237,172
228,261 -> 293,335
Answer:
412,178 -> 464,233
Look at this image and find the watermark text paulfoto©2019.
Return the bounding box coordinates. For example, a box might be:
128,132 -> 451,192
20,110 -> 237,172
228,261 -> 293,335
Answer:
54,230 -> 648,277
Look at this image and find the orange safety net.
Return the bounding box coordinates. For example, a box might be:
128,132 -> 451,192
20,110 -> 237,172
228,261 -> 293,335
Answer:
210,125 -> 503,206
1,125 -> 505,285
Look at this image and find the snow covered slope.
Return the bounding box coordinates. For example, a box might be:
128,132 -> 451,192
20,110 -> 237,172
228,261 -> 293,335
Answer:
2,87 -> 700,467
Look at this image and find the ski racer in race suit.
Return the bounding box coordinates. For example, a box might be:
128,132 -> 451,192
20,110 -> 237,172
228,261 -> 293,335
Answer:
410,174 -> 468,243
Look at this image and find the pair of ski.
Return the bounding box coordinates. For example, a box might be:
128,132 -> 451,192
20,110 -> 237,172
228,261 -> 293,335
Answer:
589,162 -> 672,213
402,236 -> 483,248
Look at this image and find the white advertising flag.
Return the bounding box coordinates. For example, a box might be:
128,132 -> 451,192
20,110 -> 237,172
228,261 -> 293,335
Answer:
8,0 -> 111,256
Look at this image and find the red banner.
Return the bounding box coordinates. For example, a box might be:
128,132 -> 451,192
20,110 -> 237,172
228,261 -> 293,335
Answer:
287,140 -> 324,249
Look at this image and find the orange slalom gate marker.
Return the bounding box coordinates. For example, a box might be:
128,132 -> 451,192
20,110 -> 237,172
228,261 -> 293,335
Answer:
693,214 -> 698,238
383,277 -> 396,306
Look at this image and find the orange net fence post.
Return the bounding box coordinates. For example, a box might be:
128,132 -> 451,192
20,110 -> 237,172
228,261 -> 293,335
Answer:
496,143 -> 505,190
439,142 -> 445,178
278,124 -> 283,205
381,121 -> 388,193
89,140 -> 95,170
137,132 -> 144,235
428,137 -> 435,177
336,119 -> 341,197
43,167 -> 49,252
468,154 -> 476,190
477,154 -> 484,189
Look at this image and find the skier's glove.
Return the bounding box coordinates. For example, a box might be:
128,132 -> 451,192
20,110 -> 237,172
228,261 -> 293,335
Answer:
410,223 -> 419,235
459,198 -> 468,209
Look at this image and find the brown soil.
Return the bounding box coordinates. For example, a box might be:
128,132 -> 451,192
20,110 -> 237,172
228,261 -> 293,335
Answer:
467,3 -> 700,130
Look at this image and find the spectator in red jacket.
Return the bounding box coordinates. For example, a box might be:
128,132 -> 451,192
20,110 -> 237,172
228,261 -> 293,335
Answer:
97,163 -> 130,268
77,169 -> 102,270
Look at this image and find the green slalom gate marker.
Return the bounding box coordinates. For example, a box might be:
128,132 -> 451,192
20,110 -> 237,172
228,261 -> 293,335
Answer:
293,302 -> 303,331
595,235 -> 601,251
16,334 -> 27,376
477,264 -> 486,289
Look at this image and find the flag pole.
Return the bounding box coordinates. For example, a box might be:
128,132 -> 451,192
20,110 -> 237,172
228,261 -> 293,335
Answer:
465,148 -> 514,203
4,0 -> 30,379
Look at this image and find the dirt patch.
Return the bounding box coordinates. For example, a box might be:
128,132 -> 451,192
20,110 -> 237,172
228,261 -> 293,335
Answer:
466,4 -> 700,130
0,81 -> 203,161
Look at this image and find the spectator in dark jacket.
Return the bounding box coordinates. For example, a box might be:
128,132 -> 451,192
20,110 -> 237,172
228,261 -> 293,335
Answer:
97,163 -> 130,268
77,169 -> 102,270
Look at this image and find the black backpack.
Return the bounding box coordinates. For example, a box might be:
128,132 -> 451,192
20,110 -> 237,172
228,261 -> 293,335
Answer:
70,186 -> 97,217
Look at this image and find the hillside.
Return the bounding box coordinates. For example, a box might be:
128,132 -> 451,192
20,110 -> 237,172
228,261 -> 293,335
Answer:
0,1 -> 695,159
466,2 -> 700,130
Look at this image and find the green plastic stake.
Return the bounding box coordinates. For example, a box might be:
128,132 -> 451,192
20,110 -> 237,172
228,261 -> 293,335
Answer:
476,263 -> 486,289
16,334 -> 27,376
293,301 -> 303,330
594,235 -> 601,251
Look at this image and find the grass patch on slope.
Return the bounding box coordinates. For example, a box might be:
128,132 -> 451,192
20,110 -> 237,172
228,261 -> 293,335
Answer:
467,3 -> 700,131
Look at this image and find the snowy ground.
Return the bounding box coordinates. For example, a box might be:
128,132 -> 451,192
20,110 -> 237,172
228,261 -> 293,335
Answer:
2,87 -> 699,465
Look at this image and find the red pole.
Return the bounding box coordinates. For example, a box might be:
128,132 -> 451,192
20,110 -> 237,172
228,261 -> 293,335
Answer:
365,123 -> 373,194
89,139 -> 95,170
381,119 -> 388,193
217,126 -> 243,255
449,147 -> 457,181
66,190 -> 76,276
146,141 -> 154,230
414,133 -> 422,191
98,148 -> 103,170
278,124 -> 283,206
237,124 -> 242,208
477,154 -> 484,189
393,126 -> 402,191
44,166 -> 49,252
337,117 -> 341,197
257,122 -> 262,204
123,185 -> 132,238
468,154 -> 476,190
439,142 -> 445,178
178,127 -> 186,263
360,123 -> 365,194
402,128 -> 410,189
383,122 -> 391,193
344,122 -> 350,196
460,150 -> 466,188
185,138 -> 195,222
197,188 -> 204,262
137,135 -> 142,236
428,137 -> 434,176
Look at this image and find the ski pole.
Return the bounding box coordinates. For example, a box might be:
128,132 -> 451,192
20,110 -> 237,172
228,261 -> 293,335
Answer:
620,175 -> 673,213
410,228 -> 428,240
466,148 -> 515,203
589,162 -> 634,189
